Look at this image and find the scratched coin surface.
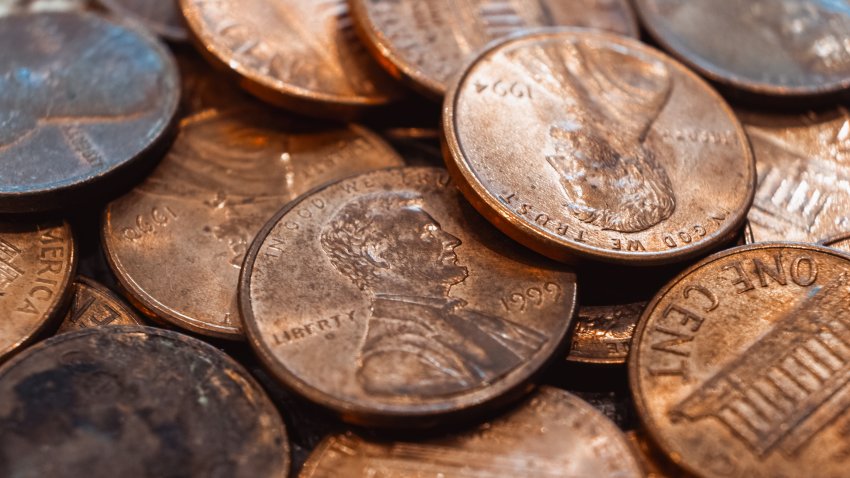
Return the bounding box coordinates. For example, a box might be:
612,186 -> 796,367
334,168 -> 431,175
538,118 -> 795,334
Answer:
0,12 -> 179,213
300,387 -> 642,477
0,326 -> 289,477
0,220 -> 75,363
349,0 -> 639,98
634,0 -> 850,98
0,0 -> 89,15
98,0 -> 186,41
444,29 -> 755,265
825,234 -> 850,253
56,277 -> 143,334
180,0 -> 404,118
567,302 -> 645,365
104,109 -> 402,340
630,243 -> 850,478
241,167 -> 577,425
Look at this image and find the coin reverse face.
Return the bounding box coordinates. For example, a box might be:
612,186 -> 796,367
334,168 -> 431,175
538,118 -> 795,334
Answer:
98,0 -> 187,41
630,243 -> 850,478
241,167 -> 577,425
444,29 -> 755,266
56,276 -> 143,334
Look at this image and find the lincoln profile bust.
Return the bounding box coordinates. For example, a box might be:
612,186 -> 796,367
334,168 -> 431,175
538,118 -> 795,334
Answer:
320,193 -> 546,398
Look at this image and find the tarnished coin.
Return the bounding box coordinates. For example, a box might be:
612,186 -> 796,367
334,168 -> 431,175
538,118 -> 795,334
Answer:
300,387 -> 642,477
56,276 -> 143,334
348,0 -> 639,98
0,0 -> 89,15
0,12 -> 180,213
630,243 -> 850,477
634,0 -> 850,99
743,108 -> 850,244
443,29 -> 755,266
97,0 -> 186,41
0,326 -> 289,477
0,220 -> 75,363
180,0 -> 404,119
626,431 -> 682,478
568,302 -> 645,365
241,167 -> 577,426
104,109 -> 402,340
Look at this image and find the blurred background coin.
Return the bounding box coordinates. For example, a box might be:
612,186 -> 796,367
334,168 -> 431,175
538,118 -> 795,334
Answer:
97,0 -> 187,41
567,302 -> 645,365
56,276 -> 143,334
0,0 -> 89,15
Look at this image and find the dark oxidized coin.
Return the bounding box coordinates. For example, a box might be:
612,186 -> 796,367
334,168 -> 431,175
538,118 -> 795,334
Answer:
56,276 -> 143,334
0,12 -> 180,213
568,302 -> 646,365
97,0 -> 187,41
0,326 -> 289,477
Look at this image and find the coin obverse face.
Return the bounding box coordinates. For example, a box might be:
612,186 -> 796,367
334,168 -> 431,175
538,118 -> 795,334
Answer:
56,277 -> 143,334
630,243 -> 850,478
443,29 -> 756,266
240,167 -> 578,426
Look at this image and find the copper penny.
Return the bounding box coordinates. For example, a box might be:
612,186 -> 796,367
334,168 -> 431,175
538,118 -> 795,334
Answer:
104,109 -> 402,340
348,0 -> 639,98
0,220 -> 75,363
240,167 -> 577,426
567,302 -> 646,365
0,326 -> 289,477
630,243 -> 850,477
180,0 -> 404,119
626,431 -> 683,478
98,0 -> 187,41
825,234 -> 850,253
174,46 -> 257,114
300,386 -> 642,477
0,0 -> 89,15
443,29 -> 755,266
634,0 -> 850,99
0,12 -> 180,213
56,276 -> 143,334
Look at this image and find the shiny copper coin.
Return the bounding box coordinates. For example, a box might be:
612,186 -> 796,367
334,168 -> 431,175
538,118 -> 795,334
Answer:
56,276 -> 143,334
0,326 -> 289,477
0,12 -> 180,213
348,0 -> 639,98
634,0 -> 850,98
0,0 -> 89,15
630,243 -> 850,477
180,0 -> 404,119
443,29 -> 755,266
241,167 -> 577,426
98,0 -> 186,41
104,109 -> 402,340
0,220 -> 75,363
568,302 -> 645,365
300,386 -> 642,477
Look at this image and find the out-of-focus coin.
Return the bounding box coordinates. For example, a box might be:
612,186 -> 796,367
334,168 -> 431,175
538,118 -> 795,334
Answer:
241,167 -> 578,426
0,0 -> 89,15
180,0 -> 404,119
0,12 -> 180,213
567,302 -> 645,365
348,0 -> 639,98
626,431 -> 683,478
300,387 -> 642,477
630,243 -> 850,478
56,276 -> 142,334
743,108 -> 850,244
634,0 -> 850,99
0,220 -> 75,363
174,46 -> 257,114
104,109 -> 403,340
0,326 -> 289,477
97,0 -> 186,41
443,29 -> 755,266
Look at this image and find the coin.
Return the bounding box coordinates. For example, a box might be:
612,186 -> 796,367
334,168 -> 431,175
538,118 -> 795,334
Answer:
300,386 -> 642,477
634,0 -> 850,99
56,276 -> 143,334
104,109 -> 403,340
174,46 -> 257,114
0,220 -> 75,363
825,234 -> 850,253
348,0 -> 639,98
743,108 -> 850,244
241,167 -> 577,426
443,29 -> 755,266
568,302 -> 645,365
0,12 -> 180,213
0,326 -> 289,477
97,0 -> 187,41
0,0 -> 89,15
626,431 -> 683,478
180,0 -> 404,119
630,243 -> 850,477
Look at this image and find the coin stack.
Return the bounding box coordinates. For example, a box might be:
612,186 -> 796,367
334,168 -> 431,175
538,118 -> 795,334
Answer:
1,0 -> 849,477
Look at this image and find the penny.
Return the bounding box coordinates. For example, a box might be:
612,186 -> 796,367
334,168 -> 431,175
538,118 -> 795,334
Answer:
180,0 -> 405,119
104,109 -> 403,340
634,0 -> 850,99
626,431 -> 683,478
97,0 -> 187,41
825,234 -> 850,253
0,326 -> 289,477
0,12 -> 180,213
349,0 -> 639,98
299,386 -> 642,477
174,46 -> 257,114
630,243 -> 850,477
443,29 -> 755,266
0,220 -> 75,363
567,302 -> 645,365
241,167 -> 577,426
0,0 -> 89,15
56,276 -> 143,334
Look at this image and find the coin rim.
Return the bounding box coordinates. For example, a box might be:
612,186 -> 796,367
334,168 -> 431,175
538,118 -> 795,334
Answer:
566,302 -> 646,365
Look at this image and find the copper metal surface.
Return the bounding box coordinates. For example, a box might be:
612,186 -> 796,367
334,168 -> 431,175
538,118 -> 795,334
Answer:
56,276 -> 143,334
568,302 -> 646,365
98,0 -> 187,41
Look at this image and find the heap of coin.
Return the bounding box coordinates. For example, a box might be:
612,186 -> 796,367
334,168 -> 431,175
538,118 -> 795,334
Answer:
1,0 -> 849,476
